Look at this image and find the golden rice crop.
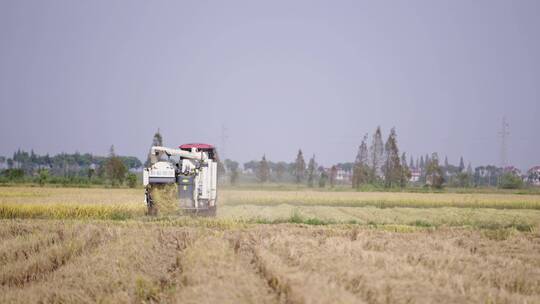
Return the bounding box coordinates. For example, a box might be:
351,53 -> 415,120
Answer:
0,202 -> 145,220
0,187 -> 539,229
0,187 -> 140,205
3,186 -> 540,209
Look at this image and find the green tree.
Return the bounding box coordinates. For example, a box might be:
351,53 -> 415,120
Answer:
498,172 -> 523,189
105,145 -> 127,187
318,167 -> 328,188
382,127 -> 402,188
87,167 -> 95,180
126,173 -> 138,188
256,155 -> 270,183
121,156 -> 143,170
459,156 -> 465,172
38,168 -> 49,186
294,150 -> 306,184
225,159 -> 240,185
307,155 -> 317,187
275,162 -> 286,182
3,168 -> 24,181
454,172 -> 472,187
401,152 -> 411,187
329,165 -> 337,188
426,153 -> 444,189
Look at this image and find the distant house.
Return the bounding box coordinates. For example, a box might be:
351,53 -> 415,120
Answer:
527,166 -> 540,186
336,167 -> 352,182
410,168 -> 421,182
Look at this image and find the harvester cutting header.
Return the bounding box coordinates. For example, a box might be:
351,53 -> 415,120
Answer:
143,143 -> 218,216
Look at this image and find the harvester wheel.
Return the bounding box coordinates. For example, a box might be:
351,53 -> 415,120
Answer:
198,206 -> 216,217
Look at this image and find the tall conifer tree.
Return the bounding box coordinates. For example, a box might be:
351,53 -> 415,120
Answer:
294,150 -> 306,184
369,127 -> 384,181
353,134 -> 369,188
383,128 -> 402,188
307,155 -> 317,187
145,129 -> 163,167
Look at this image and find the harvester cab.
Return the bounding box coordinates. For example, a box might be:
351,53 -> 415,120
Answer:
143,143 -> 218,216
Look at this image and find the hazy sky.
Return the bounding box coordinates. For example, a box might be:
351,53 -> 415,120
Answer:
1,1 -> 539,170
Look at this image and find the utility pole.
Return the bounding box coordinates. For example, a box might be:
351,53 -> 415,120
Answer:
220,124 -> 228,161
498,117 -> 509,168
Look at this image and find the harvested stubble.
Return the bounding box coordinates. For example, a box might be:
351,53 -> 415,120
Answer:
219,204 -> 540,230
222,190 -> 540,209
1,220 -> 540,303
0,223 -> 114,287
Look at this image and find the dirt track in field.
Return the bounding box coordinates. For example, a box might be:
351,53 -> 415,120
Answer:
1,220 -> 539,304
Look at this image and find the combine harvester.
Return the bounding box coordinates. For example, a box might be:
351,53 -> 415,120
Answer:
143,143 -> 218,216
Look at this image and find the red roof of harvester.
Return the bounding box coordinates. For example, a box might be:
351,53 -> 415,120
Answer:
179,143 -> 214,150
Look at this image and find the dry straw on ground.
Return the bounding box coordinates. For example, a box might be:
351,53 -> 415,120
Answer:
0,187 -> 540,303
0,220 -> 539,303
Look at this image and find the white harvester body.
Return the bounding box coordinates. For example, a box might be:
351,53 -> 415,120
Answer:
143,143 -> 218,215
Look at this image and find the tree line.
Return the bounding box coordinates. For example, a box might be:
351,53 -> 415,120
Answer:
0,146 -> 140,187
223,151 -> 338,188
223,126 -> 530,189
2,128 -> 533,189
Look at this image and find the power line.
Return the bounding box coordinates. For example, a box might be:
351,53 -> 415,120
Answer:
498,116 -> 509,168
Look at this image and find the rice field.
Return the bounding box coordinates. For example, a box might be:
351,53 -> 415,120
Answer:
1,186 -> 540,303
1,186 -> 540,230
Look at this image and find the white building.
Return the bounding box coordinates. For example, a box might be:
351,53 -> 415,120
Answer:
410,168 -> 421,182
527,166 -> 540,186
336,168 -> 352,182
